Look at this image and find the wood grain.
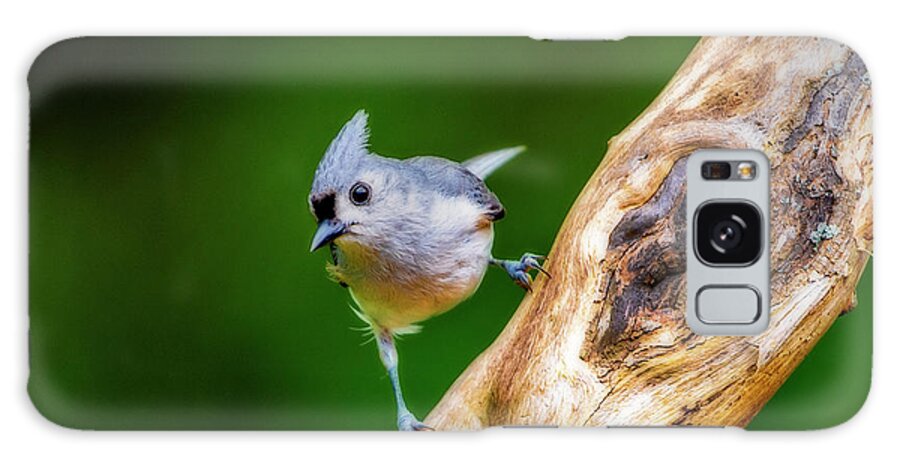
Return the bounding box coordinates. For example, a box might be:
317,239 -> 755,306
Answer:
425,37 -> 872,429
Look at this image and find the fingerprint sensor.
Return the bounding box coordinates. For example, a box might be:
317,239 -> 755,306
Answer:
696,286 -> 761,324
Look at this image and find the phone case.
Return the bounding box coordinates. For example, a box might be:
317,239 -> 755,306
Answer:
28,36 -> 872,430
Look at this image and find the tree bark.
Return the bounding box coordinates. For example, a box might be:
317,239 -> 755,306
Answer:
426,37 -> 873,429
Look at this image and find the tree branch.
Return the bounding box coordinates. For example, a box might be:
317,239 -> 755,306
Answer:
426,37 -> 872,429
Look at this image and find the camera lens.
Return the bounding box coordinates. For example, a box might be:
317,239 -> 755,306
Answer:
701,161 -> 732,180
710,218 -> 743,252
695,202 -> 762,265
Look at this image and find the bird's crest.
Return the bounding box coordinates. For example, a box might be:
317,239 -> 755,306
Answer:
322,110 -> 370,166
312,110 -> 371,194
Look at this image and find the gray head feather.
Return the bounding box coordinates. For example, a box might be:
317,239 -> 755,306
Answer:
309,110 -> 508,226
311,110 -> 371,197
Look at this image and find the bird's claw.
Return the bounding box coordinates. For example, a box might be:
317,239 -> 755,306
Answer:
495,253 -> 550,292
398,411 -> 433,431
521,253 -> 551,277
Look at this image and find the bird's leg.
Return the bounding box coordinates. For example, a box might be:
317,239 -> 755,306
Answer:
489,253 -> 550,292
375,327 -> 432,431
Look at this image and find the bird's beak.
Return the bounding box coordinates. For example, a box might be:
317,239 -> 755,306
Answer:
310,218 -> 347,252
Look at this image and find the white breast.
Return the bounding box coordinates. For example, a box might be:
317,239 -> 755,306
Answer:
345,195 -> 494,330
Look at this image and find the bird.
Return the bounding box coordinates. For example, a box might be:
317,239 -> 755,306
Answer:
308,110 -> 549,431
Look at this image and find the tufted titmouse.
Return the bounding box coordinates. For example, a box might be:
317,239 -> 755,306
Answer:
308,110 -> 548,430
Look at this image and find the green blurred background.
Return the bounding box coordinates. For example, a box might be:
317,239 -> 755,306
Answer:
28,37 -> 871,430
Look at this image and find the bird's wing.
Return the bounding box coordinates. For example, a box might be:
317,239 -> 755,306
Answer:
461,146 -> 525,180
404,155 -> 508,222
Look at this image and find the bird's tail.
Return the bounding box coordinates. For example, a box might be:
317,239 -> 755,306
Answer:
462,146 -> 525,180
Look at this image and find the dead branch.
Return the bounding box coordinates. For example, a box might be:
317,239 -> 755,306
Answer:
426,37 -> 872,429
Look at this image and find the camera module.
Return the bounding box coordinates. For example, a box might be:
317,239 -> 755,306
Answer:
695,201 -> 762,265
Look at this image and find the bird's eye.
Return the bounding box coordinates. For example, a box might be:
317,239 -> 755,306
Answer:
349,182 -> 371,205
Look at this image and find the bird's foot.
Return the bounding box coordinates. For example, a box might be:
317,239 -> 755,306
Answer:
398,410 -> 433,431
492,253 -> 550,292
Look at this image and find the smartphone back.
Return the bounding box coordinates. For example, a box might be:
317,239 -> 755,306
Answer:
28,36 -> 872,430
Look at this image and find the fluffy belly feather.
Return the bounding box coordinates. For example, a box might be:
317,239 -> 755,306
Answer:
337,224 -> 494,330
350,267 -> 485,329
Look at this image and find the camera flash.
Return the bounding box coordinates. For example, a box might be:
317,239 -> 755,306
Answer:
737,162 -> 756,180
